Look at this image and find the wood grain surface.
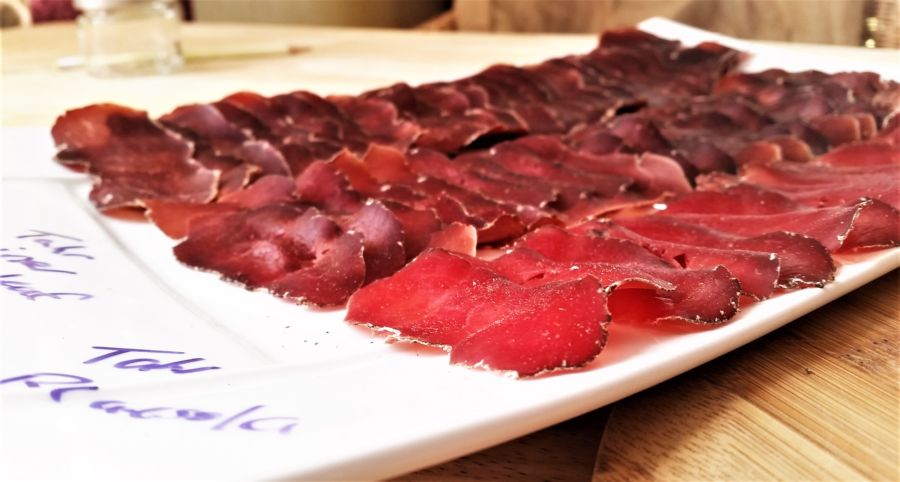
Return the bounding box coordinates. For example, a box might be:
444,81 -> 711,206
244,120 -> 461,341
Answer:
2,23 -> 898,482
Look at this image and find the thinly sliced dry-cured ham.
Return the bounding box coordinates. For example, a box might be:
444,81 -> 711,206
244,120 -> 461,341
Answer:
47,26 -> 900,377
592,221 -> 779,299
494,225 -> 740,323
52,104 -> 219,210
174,204 -> 336,288
346,249 -> 609,376
601,215 -> 835,288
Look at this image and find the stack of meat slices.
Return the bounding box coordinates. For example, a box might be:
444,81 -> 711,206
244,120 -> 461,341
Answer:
51,28 -> 899,377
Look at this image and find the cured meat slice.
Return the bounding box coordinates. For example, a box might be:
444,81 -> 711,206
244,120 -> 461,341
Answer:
328,95 -> 421,149
270,232 -> 367,307
174,205 -> 338,288
482,141 -> 632,196
669,184 -> 899,250
294,161 -> 364,213
217,163 -> 259,196
663,207 -> 863,252
603,215 -> 835,288
407,148 -> 558,207
52,104 -> 218,210
234,141 -> 292,177
381,201 -> 443,260
494,226 -> 740,323
818,141 -> 900,167
448,276 -> 608,376
346,249 -> 609,376
736,162 -> 900,210
342,202 -> 407,283
159,103 -> 248,153
218,174 -> 296,208
144,201 -> 241,239
593,221 -> 779,299
427,223 -> 478,257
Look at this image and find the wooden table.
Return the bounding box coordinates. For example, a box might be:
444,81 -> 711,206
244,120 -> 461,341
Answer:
3,22 -> 898,481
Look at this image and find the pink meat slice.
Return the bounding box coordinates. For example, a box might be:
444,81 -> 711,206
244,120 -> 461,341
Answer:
52,104 -> 218,210
143,201 -> 241,239
737,162 -> 900,210
427,222 -> 478,257
346,249 -> 609,376
407,148 -> 558,207
217,163 -> 259,197
593,221 -> 779,299
218,174 -> 296,208
269,232 -> 367,307
495,226 -> 740,323
341,202 -> 407,284
605,215 -> 835,288
448,276 -> 608,376
668,184 -> 899,250
174,205 -> 339,288
294,161 -> 364,214
818,141 -> 900,167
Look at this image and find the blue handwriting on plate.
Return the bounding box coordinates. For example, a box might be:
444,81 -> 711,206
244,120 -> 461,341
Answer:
0,347 -> 298,435
84,346 -> 222,374
1,229 -> 95,301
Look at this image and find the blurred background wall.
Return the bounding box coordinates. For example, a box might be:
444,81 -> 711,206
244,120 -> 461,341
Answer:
192,0 -> 449,28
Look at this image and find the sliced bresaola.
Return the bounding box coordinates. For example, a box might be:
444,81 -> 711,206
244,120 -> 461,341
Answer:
664,200 -> 868,252
735,162 -> 900,210
407,148 -> 559,207
269,231 -> 366,307
589,220 -> 779,299
174,204 -> 339,288
817,141 -> 900,167
341,201 -> 407,284
144,201 -> 241,239
427,222 -> 477,257
294,160 -> 364,214
668,184 -> 899,250
52,104 -> 218,209
346,249 -> 609,376
218,174 -> 296,208
601,215 -> 835,288
493,226 -> 740,324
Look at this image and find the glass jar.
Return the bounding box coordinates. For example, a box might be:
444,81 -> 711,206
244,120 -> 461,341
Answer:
76,0 -> 183,77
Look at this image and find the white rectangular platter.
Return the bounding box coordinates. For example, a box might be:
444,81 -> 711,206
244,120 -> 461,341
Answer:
2,19 -> 898,481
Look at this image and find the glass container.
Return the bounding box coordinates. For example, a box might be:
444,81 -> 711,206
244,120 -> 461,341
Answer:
76,0 -> 183,77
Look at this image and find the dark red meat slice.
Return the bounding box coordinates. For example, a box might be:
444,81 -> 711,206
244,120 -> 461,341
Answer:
818,141 -> 900,167
427,223 -> 477,257
144,201 -> 241,239
663,207 -> 863,252
448,276 -> 608,376
52,104 -> 218,209
269,232 -> 367,307
407,148 -> 558,207
159,103 -> 247,152
217,164 -> 259,197
381,201 -> 442,260
594,221 -> 779,299
218,174 -> 296,208
235,141 -> 292,177
495,226 -> 740,324
174,205 -> 337,288
604,215 -> 835,288
294,161 -> 364,213
737,162 -> 900,210
346,249 -> 609,376
342,202 -> 407,283
669,184 -> 899,250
